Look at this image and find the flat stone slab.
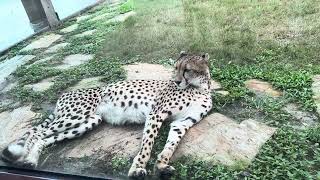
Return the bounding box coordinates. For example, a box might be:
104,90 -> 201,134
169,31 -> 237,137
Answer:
312,75 -> 320,115
75,30 -> 97,38
60,24 -> 79,33
45,43 -> 69,53
90,13 -> 110,21
216,90 -> 230,96
1,82 -> 17,93
69,76 -> 106,91
124,63 -> 173,81
106,11 -> 136,23
54,54 -> 94,70
0,55 -> 35,90
0,98 -> 17,108
245,79 -> 282,97
172,113 -> 276,166
21,34 -> 62,51
24,77 -> 55,92
32,56 -> 54,65
77,15 -> 91,22
0,106 -> 39,150
61,124 -> 142,159
283,103 -> 318,128
211,80 -> 222,90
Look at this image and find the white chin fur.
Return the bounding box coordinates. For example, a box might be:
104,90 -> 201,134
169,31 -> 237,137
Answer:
8,144 -> 24,157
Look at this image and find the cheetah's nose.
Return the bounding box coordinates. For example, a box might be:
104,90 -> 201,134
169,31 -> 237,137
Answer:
174,80 -> 182,85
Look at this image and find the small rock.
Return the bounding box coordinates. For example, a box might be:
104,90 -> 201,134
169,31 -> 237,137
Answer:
0,106 -> 39,150
172,113 -> 276,166
32,56 -> 54,65
216,90 -> 230,96
245,79 -> 282,97
77,15 -> 91,22
74,30 -> 97,38
124,63 -> 173,81
45,43 -> 69,53
0,55 -> 35,89
60,24 -> 79,33
211,80 -> 222,90
282,103 -> 317,128
24,77 -> 55,92
54,54 -> 94,69
108,1 -> 122,8
68,76 -> 106,91
1,82 -> 17,93
90,13 -> 110,21
106,11 -> 136,23
0,54 -> 8,62
312,75 -> 320,115
21,34 -> 62,51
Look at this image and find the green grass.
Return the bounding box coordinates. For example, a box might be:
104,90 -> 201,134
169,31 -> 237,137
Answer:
119,0 -> 134,14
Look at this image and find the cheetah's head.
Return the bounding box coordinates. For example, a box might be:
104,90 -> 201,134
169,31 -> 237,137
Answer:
174,51 -> 211,90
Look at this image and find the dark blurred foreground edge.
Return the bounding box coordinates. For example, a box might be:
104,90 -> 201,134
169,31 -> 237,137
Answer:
0,165 -> 113,180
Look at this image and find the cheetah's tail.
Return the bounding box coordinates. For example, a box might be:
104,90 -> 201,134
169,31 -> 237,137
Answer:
1,114 -> 55,164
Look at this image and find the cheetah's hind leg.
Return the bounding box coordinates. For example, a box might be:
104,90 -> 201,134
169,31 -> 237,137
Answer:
1,115 -> 54,167
22,114 -> 103,168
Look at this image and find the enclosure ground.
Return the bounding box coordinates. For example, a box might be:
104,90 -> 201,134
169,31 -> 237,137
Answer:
0,0 -> 320,179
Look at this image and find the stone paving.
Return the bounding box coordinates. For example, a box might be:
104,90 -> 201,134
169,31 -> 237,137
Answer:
107,11 -> 136,23
75,29 -> 97,38
0,0 -> 319,178
90,13 -> 110,22
172,113 -> 276,166
60,24 -> 79,33
282,103 -> 318,128
1,82 -> 17,93
0,55 -> 35,89
24,77 -> 55,92
312,75 -> 320,115
21,34 -> 62,51
32,56 -> 54,65
68,76 -> 106,91
245,79 -> 282,97
44,43 -> 69,54
0,106 -> 40,150
54,54 -> 94,69
77,15 -> 91,22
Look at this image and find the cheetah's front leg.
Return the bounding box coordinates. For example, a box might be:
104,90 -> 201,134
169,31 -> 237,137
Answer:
128,111 -> 168,178
155,116 -> 200,177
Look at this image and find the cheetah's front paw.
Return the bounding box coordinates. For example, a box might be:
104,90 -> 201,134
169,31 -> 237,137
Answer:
18,161 -> 37,169
128,166 -> 147,178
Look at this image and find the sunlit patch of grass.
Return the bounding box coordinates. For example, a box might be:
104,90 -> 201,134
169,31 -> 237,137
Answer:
119,0 -> 134,14
102,0 -> 320,68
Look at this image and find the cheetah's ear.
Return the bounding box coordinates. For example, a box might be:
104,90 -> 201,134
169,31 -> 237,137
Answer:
202,53 -> 209,62
179,51 -> 187,58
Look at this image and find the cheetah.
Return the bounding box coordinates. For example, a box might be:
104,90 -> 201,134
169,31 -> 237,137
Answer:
1,52 -> 213,178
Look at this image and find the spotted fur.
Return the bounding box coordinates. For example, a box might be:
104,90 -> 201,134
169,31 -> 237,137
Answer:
1,52 -> 212,178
